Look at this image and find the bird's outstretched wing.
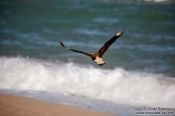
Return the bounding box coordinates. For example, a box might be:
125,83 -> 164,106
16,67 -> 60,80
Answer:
97,31 -> 124,57
59,41 -> 91,56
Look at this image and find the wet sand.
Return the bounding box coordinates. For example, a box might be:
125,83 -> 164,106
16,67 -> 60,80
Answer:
0,92 -> 118,116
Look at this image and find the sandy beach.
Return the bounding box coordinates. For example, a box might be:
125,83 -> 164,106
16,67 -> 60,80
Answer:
0,92 -> 117,116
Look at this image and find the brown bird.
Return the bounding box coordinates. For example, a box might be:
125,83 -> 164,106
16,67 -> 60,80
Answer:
59,31 -> 124,66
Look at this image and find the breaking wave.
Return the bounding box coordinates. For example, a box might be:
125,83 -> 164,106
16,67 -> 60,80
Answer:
0,56 -> 174,107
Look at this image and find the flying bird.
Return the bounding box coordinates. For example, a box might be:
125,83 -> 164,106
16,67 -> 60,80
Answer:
59,31 -> 124,66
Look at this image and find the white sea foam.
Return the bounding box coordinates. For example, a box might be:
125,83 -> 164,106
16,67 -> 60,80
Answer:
0,56 -> 175,108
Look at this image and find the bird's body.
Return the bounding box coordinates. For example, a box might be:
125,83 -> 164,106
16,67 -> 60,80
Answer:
93,56 -> 105,65
59,31 -> 124,66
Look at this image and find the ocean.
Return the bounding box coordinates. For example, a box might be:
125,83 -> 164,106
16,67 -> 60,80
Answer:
0,0 -> 175,116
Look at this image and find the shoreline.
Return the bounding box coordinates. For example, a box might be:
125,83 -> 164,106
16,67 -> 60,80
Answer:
0,92 -> 118,116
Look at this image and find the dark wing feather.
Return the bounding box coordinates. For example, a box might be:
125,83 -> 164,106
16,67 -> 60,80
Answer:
59,41 -> 91,56
97,31 -> 124,57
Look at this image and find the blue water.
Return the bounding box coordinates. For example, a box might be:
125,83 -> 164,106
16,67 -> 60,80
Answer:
1,0 -> 175,75
0,0 -> 175,116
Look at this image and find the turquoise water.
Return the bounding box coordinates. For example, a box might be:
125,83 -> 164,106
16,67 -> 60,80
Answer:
0,1 -> 175,115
